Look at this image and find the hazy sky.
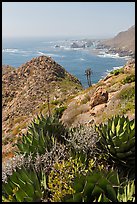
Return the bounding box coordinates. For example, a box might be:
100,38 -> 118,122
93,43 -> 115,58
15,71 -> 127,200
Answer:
2,2 -> 135,38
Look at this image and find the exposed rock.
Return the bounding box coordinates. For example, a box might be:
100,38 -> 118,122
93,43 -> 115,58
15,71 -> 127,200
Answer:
90,103 -> 107,115
97,25 -> 135,58
70,42 -> 85,49
2,56 -> 83,159
90,87 -> 108,109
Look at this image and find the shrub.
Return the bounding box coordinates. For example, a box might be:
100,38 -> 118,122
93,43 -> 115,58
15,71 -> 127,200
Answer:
122,74 -> 135,84
53,106 -> 67,118
110,68 -> 124,75
48,157 -> 86,202
51,100 -> 60,105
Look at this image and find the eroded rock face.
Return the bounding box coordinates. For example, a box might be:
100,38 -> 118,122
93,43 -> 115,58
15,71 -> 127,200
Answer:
90,87 -> 108,109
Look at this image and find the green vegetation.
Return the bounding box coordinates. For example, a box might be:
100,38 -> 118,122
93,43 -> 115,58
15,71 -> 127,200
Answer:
110,67 -> 124,75
16,114 -> 67,157
2,114 -> 135,202
122,74 -> 135,84
53,106 -> 67,118
51,99 -> 60,105
95,115 -> 135,178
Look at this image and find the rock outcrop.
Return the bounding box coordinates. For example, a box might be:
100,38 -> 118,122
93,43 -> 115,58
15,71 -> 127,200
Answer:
70,42 -> 85,49
90,87 -> 108,109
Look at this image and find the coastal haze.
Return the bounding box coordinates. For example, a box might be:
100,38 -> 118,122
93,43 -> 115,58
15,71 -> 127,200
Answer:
2,2 -> 135,38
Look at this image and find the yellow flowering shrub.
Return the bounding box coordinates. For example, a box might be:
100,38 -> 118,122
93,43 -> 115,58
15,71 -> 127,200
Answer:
48,157 -> 91,202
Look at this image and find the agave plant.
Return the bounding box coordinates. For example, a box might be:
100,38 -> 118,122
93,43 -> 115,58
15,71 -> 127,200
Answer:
95,115 -> 135,176
61,169 -> 120,202
16,114 -> 67,156
2,141 -> 68,202
2,166 -> 43,202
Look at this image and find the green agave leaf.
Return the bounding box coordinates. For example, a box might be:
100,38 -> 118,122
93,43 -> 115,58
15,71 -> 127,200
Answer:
106,184 -> 117,202
15,188 -> 28,202
118,131 -> 127,140
2,183 -> 13,195
116,151 -> 134,159
20,143 -> 30,154
97,193 -> 103,202
9,171 -> 20,184
41,171 -> 47,191
100,194 -> 111,202
107,171 -> 119,187
130,120 -> 135,130
86,172 -> 101,184
83,183 -> 95,199
98,177 -> 109,191
116,141 -> 135,154
73,175 -> 85,192
116,118 -> 121,134
109,146 -> 116,156
91,185 -> 104,199
111,120 -> 115,135
30,170 -> 42,198
112,137 -> 122,147
18,178 -> 35,198
24,196 -> 34,202
24,134 -> 32,144
72,193 -> 82,202
16,143 -> 24,152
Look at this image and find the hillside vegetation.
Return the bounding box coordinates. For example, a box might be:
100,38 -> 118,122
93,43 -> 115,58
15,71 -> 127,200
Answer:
61,59 -> 135,127
2,56 -> 135,202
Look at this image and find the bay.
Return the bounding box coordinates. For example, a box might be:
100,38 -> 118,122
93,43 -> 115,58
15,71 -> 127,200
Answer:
2,37 -> 127,88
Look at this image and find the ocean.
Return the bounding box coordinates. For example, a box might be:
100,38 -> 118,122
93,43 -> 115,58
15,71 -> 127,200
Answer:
2,37 -> 127,88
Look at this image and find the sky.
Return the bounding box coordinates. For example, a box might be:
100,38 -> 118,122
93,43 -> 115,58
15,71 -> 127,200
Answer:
2,2 -> 135,39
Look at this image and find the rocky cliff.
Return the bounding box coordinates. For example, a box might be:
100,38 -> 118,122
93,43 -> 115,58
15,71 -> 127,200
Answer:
97,25 -> 135,58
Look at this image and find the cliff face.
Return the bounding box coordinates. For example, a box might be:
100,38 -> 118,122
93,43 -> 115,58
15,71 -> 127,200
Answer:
2,56 -> 83,160
98,25 -> 135,57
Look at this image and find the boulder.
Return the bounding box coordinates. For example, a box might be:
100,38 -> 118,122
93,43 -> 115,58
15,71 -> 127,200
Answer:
90,87 -> 108,109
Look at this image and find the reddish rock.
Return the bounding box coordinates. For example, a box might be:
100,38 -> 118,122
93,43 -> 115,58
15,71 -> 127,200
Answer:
90,86 -> 108,109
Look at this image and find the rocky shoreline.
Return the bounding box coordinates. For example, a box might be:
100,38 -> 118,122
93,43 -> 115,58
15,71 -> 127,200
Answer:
95,43 -> 135,59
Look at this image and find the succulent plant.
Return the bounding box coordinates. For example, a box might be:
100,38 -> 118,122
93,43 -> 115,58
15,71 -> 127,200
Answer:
2,141 -> 69,202
16,114 -> 67,156
95,115 -> 135,176
2,166 -> 43,202
62,169 -> 120,202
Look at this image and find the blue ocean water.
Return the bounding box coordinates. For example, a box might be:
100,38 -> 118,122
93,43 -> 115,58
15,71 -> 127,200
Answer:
2,37 -> 127,88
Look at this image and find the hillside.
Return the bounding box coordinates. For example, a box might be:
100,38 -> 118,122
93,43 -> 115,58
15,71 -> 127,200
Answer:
61,59 -> 135,126
2,58 -> 135,202
2,56 -> 135,163
97,25 -> 135,57
2,56 -> 83,161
